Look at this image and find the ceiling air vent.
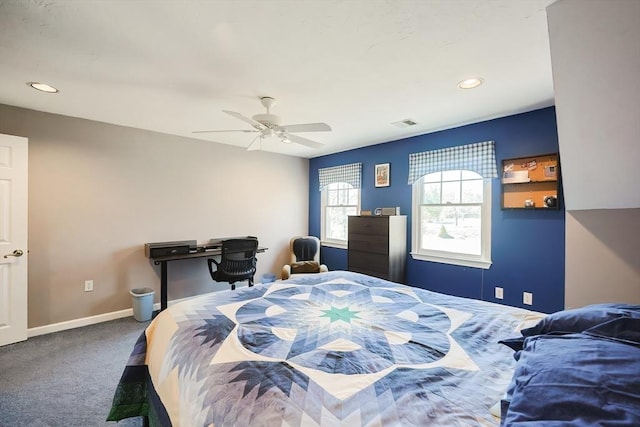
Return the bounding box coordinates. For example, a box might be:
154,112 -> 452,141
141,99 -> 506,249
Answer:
391,119 -> 418,128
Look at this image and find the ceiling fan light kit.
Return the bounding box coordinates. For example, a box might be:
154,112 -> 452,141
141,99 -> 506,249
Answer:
194,96 -> 331,151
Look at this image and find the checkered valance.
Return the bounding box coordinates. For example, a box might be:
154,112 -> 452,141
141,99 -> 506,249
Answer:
318,163 -> 362,190
407,140 -> 497,184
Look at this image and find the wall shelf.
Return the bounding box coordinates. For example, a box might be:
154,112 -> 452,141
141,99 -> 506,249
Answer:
502,153 -> 560,209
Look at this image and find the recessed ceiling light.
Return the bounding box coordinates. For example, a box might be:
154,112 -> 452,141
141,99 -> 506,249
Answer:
457,78 -> 484,90
27,82 -> 59,93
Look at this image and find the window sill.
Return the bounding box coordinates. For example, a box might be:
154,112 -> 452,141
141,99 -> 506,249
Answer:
321,241 -> 348,250
410,252 -> 492,269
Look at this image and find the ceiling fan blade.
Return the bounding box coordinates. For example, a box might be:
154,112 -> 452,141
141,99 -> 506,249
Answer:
280,122 -> 332,133
284,133 -> 325,149
246,135 -> 263,151
192,129 -> 258,134
223,110 -> 265,130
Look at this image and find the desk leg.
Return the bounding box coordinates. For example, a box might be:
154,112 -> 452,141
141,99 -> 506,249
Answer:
159,260 -> 168,311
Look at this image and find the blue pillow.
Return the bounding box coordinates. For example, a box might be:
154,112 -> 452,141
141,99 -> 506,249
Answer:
501,332 -> 640,426
583,316 -> 640,346
520,303 -> 640,337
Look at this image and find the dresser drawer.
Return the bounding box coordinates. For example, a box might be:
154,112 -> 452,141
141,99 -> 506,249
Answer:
348,250 -> 389,275
348,216 -> 388,236
348,233 -> 389,254
349,266 -> 391,281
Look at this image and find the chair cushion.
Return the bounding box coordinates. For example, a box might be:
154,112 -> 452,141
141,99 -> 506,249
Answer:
290,261 -> 321,274
292,238 -> 319,262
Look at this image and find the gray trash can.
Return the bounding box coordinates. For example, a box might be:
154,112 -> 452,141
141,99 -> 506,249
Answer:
261,273 -> 276,283
130,287 -> 155,322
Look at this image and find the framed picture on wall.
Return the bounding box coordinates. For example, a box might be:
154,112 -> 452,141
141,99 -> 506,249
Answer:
375,163 -> 390,187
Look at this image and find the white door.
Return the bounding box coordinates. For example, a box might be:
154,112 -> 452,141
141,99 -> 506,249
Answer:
0,134 -> 28,346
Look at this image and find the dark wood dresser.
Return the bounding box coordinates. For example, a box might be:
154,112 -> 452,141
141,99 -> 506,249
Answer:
347,215 -> 407,283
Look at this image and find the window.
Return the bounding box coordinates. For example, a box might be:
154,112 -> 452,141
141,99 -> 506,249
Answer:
318,162 -> 362,248
412,170 -> 492,268
321,182 -> 360,248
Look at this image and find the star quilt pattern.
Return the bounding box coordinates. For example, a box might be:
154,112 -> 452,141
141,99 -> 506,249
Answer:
108,271 -> 543,426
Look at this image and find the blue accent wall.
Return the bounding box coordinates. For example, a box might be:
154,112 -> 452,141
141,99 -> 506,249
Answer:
309,107 -> 564,313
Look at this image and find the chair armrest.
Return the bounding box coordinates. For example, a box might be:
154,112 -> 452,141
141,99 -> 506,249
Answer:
282,264 -> 291,280
207,258 -> 220,281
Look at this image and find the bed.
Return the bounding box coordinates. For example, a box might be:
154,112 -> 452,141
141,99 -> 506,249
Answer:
107,271 -> 546,426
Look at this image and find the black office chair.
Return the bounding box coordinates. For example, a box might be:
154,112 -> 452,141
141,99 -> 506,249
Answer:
207,238 -> 258,290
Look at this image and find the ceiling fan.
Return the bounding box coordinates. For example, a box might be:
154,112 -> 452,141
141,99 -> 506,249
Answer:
193,96 -> 331,151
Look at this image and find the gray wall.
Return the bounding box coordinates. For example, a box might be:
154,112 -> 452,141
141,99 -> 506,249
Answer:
547,0 -> 640,307
0,104 -> 309,328
565,209 -> 639,307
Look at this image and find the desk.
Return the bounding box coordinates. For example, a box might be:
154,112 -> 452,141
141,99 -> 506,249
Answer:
147,238 -> 267,311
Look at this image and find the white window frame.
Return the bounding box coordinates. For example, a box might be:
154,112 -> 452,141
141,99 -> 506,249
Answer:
411,171 -> 492,269
320,182 -> 361,249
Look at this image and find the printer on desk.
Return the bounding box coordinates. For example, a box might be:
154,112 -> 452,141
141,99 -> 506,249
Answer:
144,240 -> 197,258
204,236 -> 258,250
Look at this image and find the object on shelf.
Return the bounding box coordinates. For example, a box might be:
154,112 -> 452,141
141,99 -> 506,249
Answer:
503,170 -> 530,184
543,195 -> 557,208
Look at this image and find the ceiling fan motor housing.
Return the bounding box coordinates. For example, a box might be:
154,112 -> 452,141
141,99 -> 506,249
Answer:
252,113 -> 281,128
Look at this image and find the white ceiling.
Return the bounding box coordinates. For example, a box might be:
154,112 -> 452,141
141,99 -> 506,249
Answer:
0,0 -> 556,158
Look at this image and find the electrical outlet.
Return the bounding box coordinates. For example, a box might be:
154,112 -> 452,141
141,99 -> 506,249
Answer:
523,292 -> 533,305
495,287 -> 504,299
84,280 -> 94,292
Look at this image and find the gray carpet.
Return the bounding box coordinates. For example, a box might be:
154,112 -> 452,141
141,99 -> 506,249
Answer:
0,316 -> 151,426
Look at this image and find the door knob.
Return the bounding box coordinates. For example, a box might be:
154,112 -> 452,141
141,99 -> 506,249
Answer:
4,249 -> 24,258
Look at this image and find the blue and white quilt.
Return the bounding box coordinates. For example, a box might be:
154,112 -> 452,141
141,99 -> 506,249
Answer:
108,271 -> 543,426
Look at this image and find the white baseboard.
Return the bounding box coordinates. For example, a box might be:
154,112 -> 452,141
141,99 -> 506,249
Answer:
27,302 -> 163,338
26,291 -> 217,338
